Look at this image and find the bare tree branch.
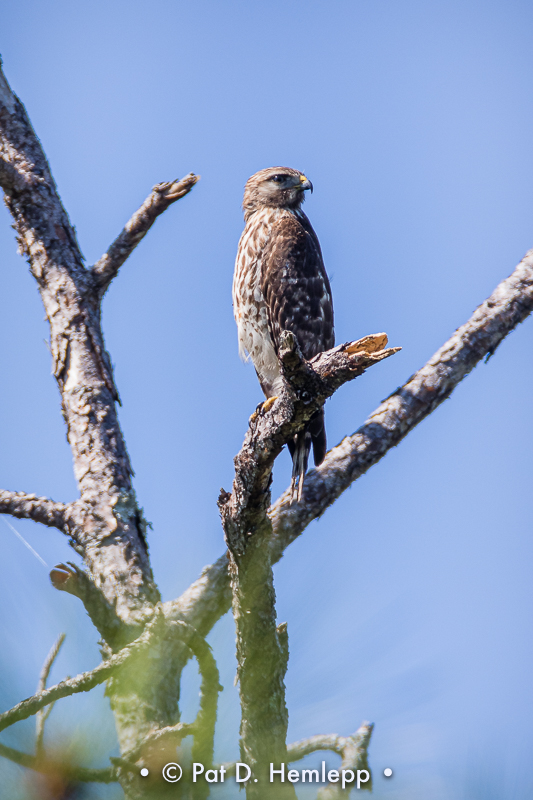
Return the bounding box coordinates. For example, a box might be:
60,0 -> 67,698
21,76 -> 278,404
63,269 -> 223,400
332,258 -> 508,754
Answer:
228,536 -> 297,799
0,490 -> 70,532
217,721 -> 372,784
0,741 -> 116,783
0,612 -> 166,735
0,58 -> 162,633
35,633 -> 66,758
184,620 -> 222,778
316,722 -> 373,798
269,248 -> 533,560
166,249 -> 533,645
114,618 -> 220,771
91,174 -> 199,294
49,561 -> 127,642
218,332 -> 395,799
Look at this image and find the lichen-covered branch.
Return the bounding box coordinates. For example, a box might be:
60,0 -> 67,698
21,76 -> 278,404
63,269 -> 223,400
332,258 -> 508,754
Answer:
315,722 -> 373,798
217,721 -> 372,787
218,334 -> 395,799
228,536 -> 297,799
0,490 -> 70,532
183,620 -> 222,778
91,174 -> 199,294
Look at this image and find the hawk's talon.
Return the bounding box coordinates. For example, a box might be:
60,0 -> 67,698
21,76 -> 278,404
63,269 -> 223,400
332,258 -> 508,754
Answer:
249,407 -> 261,424
261,396 -> 278,413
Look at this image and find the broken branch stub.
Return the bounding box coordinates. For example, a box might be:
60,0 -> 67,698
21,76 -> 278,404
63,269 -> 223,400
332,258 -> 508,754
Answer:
219,331 -> 399,557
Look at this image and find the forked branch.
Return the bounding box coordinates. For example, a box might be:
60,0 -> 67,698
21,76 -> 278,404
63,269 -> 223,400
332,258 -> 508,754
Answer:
166,249 -> 533,649
315,722 -> 373,797
91,173 -> 199,294
219,333 -> 395,799
119,619 -> 221,771
0,613 -> 167,735
217,721 -> 373,792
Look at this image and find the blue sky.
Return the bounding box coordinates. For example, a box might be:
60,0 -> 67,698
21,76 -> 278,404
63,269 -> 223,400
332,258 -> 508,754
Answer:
1,1 -> 533,797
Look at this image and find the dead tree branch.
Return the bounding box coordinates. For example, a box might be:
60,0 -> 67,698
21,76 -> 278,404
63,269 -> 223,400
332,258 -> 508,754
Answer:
111,617 -> 220,783
217,721 -> 372,784
0,57 -> 165,632
166,249 -> 533,646
285,723 -> 372,763
35,633 -> 66,758
218,333 -> 396,799
120,619 -> 221,768
0,613 -> 165,736
269,247 -> 533,559
315,722 -> 373,798
49,562 -> 126,642
0,490 -> 70,532
0,59 -> 204,782
91,174 -> 199,294
228,536 -> 296,799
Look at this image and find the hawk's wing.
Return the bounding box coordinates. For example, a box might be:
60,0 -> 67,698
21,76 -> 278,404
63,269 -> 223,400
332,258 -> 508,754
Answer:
260,212 -> 334,360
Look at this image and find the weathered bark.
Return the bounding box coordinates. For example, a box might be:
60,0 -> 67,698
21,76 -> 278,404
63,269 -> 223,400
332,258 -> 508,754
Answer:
218,332 -> 396,798
228,535 -> 297,799
0,58 -> 158,634
0,490 -> 70,531
0,58 -> 198,797
219,332 -> 398,557
2,49 -> 533,800
166,250 -> 533,643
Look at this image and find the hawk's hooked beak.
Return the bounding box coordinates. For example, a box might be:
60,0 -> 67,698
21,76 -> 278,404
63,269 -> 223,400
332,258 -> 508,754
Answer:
299,175 -> 313,193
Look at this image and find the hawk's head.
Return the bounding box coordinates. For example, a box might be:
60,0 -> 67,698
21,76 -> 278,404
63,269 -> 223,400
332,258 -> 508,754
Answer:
242,167 -> 313,219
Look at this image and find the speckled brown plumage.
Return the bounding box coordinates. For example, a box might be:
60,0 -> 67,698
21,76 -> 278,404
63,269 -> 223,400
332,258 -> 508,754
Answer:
233,167 -> 334,495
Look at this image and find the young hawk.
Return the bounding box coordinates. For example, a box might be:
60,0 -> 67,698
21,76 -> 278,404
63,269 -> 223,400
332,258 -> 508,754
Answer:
233,166 -> 334,500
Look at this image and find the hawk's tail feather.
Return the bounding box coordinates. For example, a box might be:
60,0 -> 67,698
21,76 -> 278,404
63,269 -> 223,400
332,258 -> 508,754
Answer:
309,408 -> 327,467
289,430 -> 311,503
288,409 -> 327,503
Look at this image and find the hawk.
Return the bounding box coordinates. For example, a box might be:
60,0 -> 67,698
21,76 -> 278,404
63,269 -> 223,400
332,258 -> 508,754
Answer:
233,166 -> 334,500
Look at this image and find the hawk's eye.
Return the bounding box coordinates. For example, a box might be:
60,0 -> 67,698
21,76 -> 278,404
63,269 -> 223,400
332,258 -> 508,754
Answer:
270,175 -> 285,183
